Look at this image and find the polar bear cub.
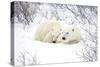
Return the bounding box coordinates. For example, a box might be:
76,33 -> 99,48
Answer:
34,19 -> 61,43
56,25 -> 80,44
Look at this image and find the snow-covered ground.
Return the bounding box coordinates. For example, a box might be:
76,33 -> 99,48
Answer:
14,23 -> 85,66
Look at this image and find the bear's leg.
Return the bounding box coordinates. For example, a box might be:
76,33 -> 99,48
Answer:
43,32 -> 53,43
56,34 -> 62,43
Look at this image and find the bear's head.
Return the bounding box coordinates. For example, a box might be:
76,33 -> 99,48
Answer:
60,26 -> 80,44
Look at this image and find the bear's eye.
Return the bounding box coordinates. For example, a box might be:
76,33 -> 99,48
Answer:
62,32 -> 69,36
72,29 -> 74,32
66,32 -> 69,34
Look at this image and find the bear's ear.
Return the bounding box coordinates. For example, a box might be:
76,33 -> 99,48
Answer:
72,28 -> 74,32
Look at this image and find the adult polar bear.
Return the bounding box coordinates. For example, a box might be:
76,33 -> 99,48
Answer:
34,19 -> 80,44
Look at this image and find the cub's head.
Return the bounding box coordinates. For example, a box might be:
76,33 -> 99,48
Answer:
51,26 -> 61,43
61,26 -> 80,44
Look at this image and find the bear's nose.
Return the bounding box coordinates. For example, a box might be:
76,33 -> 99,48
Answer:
62,37 -> 66,40
52,41 -> 56,43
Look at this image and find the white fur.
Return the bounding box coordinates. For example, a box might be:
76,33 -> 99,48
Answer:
34,19 -> 61,43
57,25 -> 80,44
35,20 -> 80,44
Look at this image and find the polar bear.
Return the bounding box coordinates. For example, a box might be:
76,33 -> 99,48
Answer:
35,19 -> 80,44
56,25 -> 80,44
34,19 -> 61,43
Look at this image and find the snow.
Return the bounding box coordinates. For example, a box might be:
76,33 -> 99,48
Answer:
14,23 -> 84,65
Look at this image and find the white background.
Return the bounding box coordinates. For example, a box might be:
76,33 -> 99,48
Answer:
0,0 -> 100,67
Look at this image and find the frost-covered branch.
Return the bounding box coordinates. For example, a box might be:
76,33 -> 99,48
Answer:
16,50 -> 39,65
